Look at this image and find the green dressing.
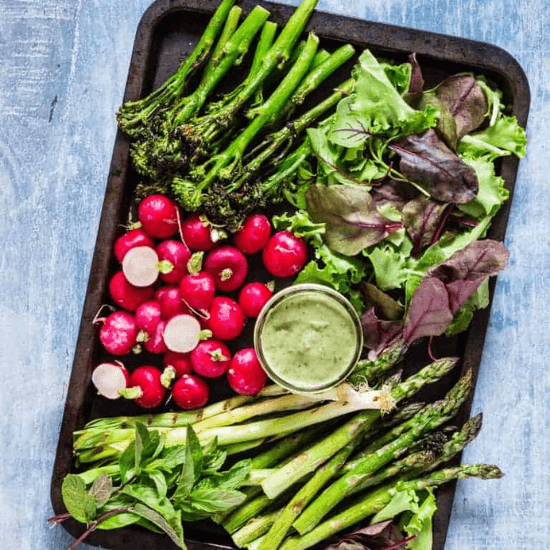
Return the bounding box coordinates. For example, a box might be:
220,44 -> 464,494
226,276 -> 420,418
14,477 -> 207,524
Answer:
257,289 -> 360,391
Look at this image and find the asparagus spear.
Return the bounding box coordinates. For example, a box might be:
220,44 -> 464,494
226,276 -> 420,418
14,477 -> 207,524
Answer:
292,370 -> 472,535
256,441 -> 359,550
279,464 -> 504,550
232,509 -> 280,548
260,357 -> 458,500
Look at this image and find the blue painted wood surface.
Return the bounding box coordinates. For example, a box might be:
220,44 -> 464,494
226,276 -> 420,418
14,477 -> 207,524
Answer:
0,0 -> 546,548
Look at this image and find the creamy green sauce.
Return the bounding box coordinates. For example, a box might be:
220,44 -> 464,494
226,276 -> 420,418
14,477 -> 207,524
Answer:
259,291 -> 358,390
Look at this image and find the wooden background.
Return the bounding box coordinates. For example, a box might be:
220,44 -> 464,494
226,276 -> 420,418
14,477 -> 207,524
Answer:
0,0 -> 547,548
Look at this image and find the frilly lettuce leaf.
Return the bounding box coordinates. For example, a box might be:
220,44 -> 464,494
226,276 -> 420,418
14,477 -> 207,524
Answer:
328,50 -> 438,149
371,488 -> 437,550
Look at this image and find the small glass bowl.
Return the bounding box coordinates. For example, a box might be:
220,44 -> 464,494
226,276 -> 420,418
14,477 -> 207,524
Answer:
253,283 -> 363,394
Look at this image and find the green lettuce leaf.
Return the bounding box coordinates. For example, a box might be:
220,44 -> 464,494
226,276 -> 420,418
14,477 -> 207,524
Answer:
329,50 -> 438,148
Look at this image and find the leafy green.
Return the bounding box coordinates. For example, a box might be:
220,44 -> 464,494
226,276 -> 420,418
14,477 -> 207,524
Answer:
329,49 -> 437,147
59,423 -> 250,549
371,488 -> 437,550
305,184 -> 403,256
61,474 -> 97,524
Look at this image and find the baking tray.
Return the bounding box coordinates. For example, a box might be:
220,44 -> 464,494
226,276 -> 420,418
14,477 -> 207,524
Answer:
50,0 -> 530,548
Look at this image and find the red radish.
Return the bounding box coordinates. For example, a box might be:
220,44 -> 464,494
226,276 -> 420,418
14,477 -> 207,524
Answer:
172,375 -> 209,409
155,286 -> 188,320
227,348 -> 267,396
179,271 -> 216,310
138,194 -> 180,239
163,314 -> 203,353
98,310 -> 139,355
135,300 -> 162,336
122,246 -> 161,287
204,246 -> 248,292
91,361 -> 129,399
262,231 -> 308,278
156,240 -> 191,284
120,365 -> 167,409
233,214 -> 272,255
208,296 -> 245,340
114,228 -> 155,263
181,214 -> 217,251
109,271 -> 154,311
163,351 -> 193,378
144,320 -> 168,354
190,339 -> 232,378
238,282 -> 273,318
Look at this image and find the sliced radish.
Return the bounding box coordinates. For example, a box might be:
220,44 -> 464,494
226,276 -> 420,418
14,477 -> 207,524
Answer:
163,314 -> 204,353
114,228 -> 155,263
122,246 -> 160,287
91,362 -> 129,399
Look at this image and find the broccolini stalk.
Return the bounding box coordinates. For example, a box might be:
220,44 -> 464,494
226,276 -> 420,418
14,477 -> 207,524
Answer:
116,0 -> 236,137
172,32 -> 321,212
131,5 -> 270,179
171,6 -> 270,128
260,357 -> 458,500
278,463 -> 504,550
292,370 -> 472,535
177,0 -> 320,153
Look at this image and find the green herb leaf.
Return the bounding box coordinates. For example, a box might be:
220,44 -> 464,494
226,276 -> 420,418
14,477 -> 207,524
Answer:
89,472 -> 112,508
188,488 -> 246,513
133,503 -> 186,549
61,474 -> 97,523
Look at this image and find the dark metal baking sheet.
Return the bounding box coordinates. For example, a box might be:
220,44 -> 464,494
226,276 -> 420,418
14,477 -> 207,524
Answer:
50,0 -> 530,549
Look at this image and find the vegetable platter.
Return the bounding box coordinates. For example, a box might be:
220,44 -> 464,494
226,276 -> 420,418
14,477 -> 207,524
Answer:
49,0 -> 529,549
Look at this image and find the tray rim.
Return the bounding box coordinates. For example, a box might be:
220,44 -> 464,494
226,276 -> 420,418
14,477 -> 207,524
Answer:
50,1 -> 531,549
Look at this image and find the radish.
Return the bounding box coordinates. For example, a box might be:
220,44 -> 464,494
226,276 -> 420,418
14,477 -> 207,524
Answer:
179,271 -> 216,310
227,348 -> 267,396
181,214 -> 218,251
114,228 -> 155,263
163,313 -> 204,353
190,339 -> 232,378
204,245 -> 248,292
233,213 -> 272,255
109,271 -> 154,311
238,282 -> 273,318
208,296 -> 245,340
156,240 -> 191,284
262,231 -> 308,278
143,319 -> 168,354
122,246 -> 162,287
163,351 -> 193,378
154,286 -> 188,320
97,310 -> 139,355
91,361 -> 129,399
119,365 -> 167,409
172,374 -> 210,410
135,300 -> 162,336
138,194 -> 180,239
